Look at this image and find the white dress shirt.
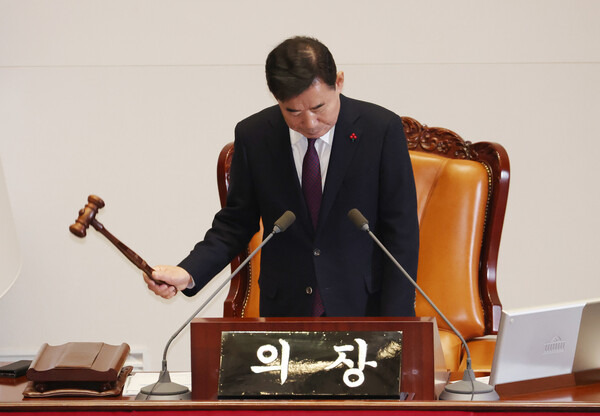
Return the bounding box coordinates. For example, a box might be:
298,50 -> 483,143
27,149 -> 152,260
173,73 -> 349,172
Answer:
289,126 -> 335,191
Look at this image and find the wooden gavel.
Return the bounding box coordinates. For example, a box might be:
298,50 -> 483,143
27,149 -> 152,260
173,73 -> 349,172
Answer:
69,195 -> 160,283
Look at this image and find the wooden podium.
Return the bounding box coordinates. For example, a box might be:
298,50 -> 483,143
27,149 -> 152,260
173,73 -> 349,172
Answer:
190,317 -> 448,401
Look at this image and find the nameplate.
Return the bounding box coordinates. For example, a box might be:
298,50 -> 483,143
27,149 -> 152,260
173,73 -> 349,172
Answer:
218,330 -> 403,398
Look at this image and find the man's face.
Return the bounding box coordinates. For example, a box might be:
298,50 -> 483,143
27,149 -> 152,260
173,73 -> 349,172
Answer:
277,72 -> 344,139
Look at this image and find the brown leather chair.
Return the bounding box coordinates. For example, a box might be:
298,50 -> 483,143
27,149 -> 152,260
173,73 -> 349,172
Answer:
218,116 -> 510,375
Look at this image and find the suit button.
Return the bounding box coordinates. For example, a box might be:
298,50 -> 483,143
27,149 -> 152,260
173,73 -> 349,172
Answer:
305,286 -> 313,295
313,248 -> 321,256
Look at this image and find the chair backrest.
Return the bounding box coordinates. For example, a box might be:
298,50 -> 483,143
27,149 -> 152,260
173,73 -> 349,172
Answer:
219,116 -> 509,339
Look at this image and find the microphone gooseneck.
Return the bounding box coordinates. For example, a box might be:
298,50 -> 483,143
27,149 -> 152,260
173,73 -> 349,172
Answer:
136,211 -> 296,400
347,208 -> 499,401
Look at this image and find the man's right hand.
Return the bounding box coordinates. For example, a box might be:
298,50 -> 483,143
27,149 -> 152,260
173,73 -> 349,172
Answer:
143,265 -> 193,299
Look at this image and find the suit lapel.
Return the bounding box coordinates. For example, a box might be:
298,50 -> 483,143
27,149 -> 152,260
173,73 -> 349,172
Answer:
318,95 -> 361,233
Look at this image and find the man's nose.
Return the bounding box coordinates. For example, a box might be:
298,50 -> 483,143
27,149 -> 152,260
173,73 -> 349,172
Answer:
302,112 -> 318,128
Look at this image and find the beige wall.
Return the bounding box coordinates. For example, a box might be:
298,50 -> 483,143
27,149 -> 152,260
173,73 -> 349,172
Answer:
1,0 -> 599,371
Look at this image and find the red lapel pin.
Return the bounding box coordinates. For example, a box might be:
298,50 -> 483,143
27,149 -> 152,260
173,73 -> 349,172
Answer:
350,133 -> 357,141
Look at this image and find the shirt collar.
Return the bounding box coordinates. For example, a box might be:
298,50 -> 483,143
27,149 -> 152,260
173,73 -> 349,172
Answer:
289,126 -> 335,146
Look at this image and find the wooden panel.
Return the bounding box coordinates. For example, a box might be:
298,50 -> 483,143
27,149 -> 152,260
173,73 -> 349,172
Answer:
190,317 -> 447,401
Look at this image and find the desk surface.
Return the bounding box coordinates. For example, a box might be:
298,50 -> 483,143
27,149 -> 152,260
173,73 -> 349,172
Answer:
2,371 -> 600,413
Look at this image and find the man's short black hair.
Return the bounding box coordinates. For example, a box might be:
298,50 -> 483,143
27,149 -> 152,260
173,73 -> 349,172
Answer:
265,36 -> 337,102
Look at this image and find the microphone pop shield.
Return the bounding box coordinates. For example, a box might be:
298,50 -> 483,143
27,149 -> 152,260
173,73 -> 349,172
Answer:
348,208 -> 370,232
273,210 -> 296,233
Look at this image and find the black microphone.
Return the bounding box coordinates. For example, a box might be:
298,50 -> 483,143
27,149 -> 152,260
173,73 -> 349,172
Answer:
347,208 -> 499,401
136,210 -> 296,400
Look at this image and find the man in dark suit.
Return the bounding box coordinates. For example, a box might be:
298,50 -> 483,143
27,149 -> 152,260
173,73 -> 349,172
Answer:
145,36 -> 419,317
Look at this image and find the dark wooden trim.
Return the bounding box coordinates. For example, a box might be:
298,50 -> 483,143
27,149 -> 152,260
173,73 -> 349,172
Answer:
218,142 -> 249,318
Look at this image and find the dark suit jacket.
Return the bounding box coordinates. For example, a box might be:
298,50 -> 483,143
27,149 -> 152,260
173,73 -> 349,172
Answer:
180,95 -> 419,317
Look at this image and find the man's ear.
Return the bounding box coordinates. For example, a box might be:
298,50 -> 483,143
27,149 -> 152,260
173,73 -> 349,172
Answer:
336,71 -> 345,93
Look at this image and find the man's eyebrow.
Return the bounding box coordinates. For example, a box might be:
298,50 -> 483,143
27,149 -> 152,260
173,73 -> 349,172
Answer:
285,103 -> 325,113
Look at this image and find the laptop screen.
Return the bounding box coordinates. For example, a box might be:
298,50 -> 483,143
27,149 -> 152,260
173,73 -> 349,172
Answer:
489,300 -> 587,386
573,299 -> 600,372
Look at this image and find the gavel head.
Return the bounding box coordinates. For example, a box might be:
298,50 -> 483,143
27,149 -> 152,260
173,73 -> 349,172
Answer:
69,195 -> 105,238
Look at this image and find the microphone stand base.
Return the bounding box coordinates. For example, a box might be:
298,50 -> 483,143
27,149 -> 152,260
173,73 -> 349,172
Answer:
135,370 -> 192,401
439,374 -> 500,401
135,384 -> 191,400
135,382 -> 191,401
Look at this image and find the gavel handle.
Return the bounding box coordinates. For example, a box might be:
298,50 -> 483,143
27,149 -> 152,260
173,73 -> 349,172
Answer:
91,219 -> 163,284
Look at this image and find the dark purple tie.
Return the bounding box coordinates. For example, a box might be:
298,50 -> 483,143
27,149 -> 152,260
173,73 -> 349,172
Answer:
302,138 -> 324,316
302,138 -> 322,229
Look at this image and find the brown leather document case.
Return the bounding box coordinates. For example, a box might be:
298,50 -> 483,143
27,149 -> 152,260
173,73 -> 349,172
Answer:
23,342 -> 131,397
